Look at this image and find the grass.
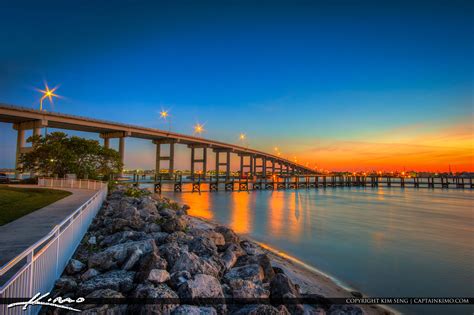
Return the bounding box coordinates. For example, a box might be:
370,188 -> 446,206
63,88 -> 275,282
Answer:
0,186 -> 72,226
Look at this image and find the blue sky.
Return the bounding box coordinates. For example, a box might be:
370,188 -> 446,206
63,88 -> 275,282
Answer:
1,0 -> 473,171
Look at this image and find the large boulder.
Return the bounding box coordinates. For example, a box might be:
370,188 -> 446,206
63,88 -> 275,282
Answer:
159,242 -> 187,267
100,230 -> 149,247
189,236 -> 218,257
235,254 -> 275,282
162,216 -> 187,233
136,252 -> 168,282
221,244 -> 246,271
224,264 -> 265,283
166,231 -> 194,245
178,274 -> 224,299
240,241 -> 262,256
229,279 -> 270,299
78,270 -> 135,295
131,283 -> 179,314
88,239 -> 156,271
171,251 -> 220,277
214,225 -> 240,245
147,269 -> 170,284
269,273 -> 300,299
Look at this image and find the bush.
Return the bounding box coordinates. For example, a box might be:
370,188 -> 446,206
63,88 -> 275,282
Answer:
124,187 -> 151,198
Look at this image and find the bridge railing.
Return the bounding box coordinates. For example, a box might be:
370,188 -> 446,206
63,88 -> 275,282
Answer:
0,179 -> 108,315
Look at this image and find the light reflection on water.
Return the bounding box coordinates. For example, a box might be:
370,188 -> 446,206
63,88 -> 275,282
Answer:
162,188 -> 474,314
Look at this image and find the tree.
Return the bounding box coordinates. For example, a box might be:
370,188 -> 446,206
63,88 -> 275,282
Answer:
19,132 -> 122,179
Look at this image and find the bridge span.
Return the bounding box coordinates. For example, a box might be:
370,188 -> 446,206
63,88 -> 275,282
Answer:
0,104 -> 314,179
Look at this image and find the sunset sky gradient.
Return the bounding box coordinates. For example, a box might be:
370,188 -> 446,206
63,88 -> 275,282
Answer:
0,0 -> 472,171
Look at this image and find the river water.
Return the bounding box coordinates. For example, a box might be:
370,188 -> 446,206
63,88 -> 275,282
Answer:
162,187 -> 473,314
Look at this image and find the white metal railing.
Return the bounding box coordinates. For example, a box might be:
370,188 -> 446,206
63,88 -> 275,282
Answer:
0,179 -> 108,315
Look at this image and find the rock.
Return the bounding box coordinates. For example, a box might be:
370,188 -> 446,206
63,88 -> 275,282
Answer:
81,268 -> 100,281
66,259 -> 85,275
81,289 -> 126,313
151,231 -> 171,245
214,225 -> 240,245
131,283 -> 179,314
272,266 -> 285,274
100,231 -> 149,247
171,251 -> 220,277
162,216 -> 187,233
88,239 -> 156,271
235,254 -> 275,282
350,291 -> 363,298
221,247 -> 237,270
172,305 -> 217,315
189,228 -> 226,247
148,269 -> 170,284
169,270 -> 192,290
269,273 -> 300,299
229,279 -> 270,299
232,304 -> 290,315
189,236 -> 218,257
122,248 -> 143,270
178,274 -> 224,299
88,236 -> 97,245
224,264 -> 265,283
160,242 -> 186,267
78,270 -> 135,295
328,305 -> 363,315
54,276 -> 77,294
136,252 -> 168,282
145,222 -> 161,233
240,240 -> 261,256
166,231 -> 194,245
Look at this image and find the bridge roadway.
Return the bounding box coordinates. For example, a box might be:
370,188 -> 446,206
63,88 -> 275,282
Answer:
0,104 -> 314,178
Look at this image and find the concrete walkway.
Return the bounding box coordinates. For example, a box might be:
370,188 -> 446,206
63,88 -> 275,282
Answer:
0,185 -> 97,268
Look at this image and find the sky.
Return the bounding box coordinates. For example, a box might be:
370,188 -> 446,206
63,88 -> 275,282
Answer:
0,0 -> 473,172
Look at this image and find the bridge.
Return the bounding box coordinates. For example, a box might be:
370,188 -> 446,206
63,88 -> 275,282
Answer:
0,103 -> 315,179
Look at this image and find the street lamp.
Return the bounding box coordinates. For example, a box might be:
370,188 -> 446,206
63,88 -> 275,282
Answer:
36,82 -> 60,111
159,109 -> 171,131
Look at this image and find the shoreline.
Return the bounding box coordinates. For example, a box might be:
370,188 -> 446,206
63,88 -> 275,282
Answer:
184,214 -> 396,315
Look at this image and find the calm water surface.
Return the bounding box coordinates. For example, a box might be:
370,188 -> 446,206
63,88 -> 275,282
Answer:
162,188 -> 474,314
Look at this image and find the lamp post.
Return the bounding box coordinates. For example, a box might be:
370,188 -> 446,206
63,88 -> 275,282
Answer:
159,109 -> 171,131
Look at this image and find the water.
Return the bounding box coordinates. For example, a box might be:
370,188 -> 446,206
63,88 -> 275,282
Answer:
162,187 -> 474,314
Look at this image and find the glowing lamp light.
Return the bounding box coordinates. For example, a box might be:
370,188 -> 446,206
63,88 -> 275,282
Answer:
239,133 -> 246,140
159,110 -> 169,119
36,82 -> 60,111
194,123 -> 204,135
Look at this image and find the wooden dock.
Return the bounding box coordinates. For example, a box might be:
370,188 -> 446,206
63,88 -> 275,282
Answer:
129,175 -> 474,193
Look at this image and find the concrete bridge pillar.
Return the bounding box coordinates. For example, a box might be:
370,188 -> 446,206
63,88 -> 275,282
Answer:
153,140 -> 175,178
189,145 -> 207,180
239,153 -> 253,178
271,159 -> 276,175
13,120 -> 48,179
15,129 -> 25,179
214,149 -> 232,181
100,131 -> 131,177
